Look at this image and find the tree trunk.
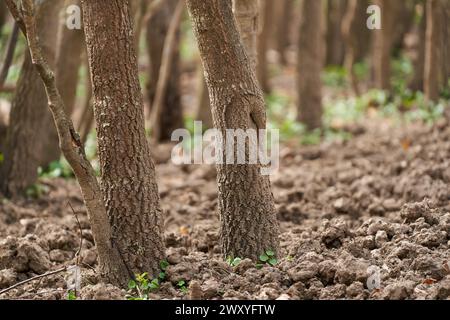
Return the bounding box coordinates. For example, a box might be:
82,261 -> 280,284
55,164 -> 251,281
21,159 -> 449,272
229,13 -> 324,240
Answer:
0,0 -> 60,196
275,0 -> 294,65
257,0 -> 274,93
233,0 -> 259,70
409,4 -> 427,92
186,0 -> 280,259
81,0 -> 165,280
0,1 -> 6,38
146,0 -> 183,142
326,0 -> 347,66
297,0 -> 324,130
424,0 -> 448,101
372,0 -> 401,92
195,70 -> 213,129
55,0 -> 85,116
342,0 -> 369,94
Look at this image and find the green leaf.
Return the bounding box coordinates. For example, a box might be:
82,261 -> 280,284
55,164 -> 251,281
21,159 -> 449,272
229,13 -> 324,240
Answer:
128,280 -> 136,289
265,250 -> 275,257
177,280 -> 185,287
268,258 -> 278,266
232,257 -> 242,266
158,272 -> 166,280
259,254 -> 269,262
160,260 -> 169,271
67,290 -> 77,300
255,263 -> 263,269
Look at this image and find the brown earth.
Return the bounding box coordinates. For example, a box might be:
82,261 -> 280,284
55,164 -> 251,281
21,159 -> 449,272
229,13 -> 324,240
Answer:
0,114 -> 449,300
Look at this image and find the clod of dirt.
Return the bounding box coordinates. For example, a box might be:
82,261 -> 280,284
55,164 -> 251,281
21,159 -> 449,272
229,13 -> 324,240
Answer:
0,235 -> 51,274
0,268 -> 17,289
321,219 -> 350,248
334,255 -> 369,286
381,281 -> 415,300
400,200 -> 439,225
80,283 -> 125,300
346,281 -> 367,299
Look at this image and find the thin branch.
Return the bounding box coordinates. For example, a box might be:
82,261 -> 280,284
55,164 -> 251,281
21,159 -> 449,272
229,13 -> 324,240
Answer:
143,0 -> 168,24
4,0 -> 26,35
150,0 -> 184,142
0,267 -> 67,296
0,22 -> 20,89
68,201 -> 83,267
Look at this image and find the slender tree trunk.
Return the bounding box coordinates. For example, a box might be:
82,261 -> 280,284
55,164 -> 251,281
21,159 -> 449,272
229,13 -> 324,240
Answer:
78,62 -> 94,144
146,0 -> 183,142
372,0 -> 401,91
195,70 -> 213,129
55,0 -> 85,116
275,0 -> 294,65
342,0 -> 369,94
326,0 -> 347,66
81,0 -> 165,279
424,0 -> 447,101
0,1 -> 6,38
409,4 -> 427,92
0,0 -> 60,196
186,0 -> 280,259
233,0 -> 259,70
297,0 -> 324,130
257,0 -> 274,93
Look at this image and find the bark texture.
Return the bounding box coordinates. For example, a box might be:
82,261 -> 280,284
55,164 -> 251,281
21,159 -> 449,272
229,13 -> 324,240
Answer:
81,0 -> 165,280
19,0 -> 131,286
0,0 -> 60,196
297,0 -> 324,130
186,0 -> 279,259
146,0 -> 183,142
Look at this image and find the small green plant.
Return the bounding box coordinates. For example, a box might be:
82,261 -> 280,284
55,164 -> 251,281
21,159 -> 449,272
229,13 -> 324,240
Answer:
177,280 -> 188,294
25,183 -> 48,199
39,159 -> 73,179
257,249 -> 278,268
67,290 -> 77,300
127,273 -> 159,300
226,256 -> 242,267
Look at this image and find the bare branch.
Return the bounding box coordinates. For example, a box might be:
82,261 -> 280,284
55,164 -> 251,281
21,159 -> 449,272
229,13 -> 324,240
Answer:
4,0 -> 27,35
0,22 -> 20,89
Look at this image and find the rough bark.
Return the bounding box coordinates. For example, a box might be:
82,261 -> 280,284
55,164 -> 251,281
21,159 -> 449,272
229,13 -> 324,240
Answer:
424,0 -> 448,101
326,0 -> 347,66
186,0 -> 279,259
0,0 -> 60,196
17,0 -> 131,286
233,0 -> 259,70
297,0 -> 324,130
275,0 -> 294,65
81,0 -> 165,280
148,0 -> 184,142
257,0 -> 274,93
55,0 -> 85,116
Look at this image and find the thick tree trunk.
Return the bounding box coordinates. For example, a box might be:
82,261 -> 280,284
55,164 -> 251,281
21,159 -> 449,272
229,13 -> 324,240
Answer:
0,0 -> 60,196
81,0 -> 165,280
424,0 -> 448,101
55,0 -> 85,116
326,0 -> 347,66
297,0 -> 324,130
233,0 -> 259,70
146,0 -> 183,142
257,0 -> 274,93
186,0 -> 279,259
275,0 -> 294,65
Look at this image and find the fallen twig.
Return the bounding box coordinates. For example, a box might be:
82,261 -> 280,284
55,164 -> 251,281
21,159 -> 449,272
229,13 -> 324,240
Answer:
0,267 -> 67,296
